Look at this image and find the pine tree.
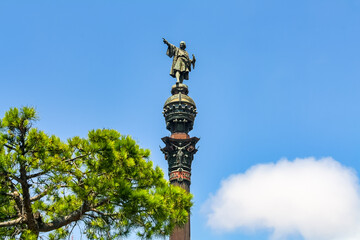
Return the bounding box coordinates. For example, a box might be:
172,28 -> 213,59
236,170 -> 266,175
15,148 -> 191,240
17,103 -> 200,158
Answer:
0,107 -> 192,239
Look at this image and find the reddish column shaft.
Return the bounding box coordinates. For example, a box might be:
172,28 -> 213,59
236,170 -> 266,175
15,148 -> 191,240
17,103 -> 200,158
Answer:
170,182 -> 190,240
170,133 -> 191,240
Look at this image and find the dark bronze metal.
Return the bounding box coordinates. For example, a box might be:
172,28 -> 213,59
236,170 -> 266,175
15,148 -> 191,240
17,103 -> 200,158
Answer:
161,136 -> 199,185
163,38 -> 196,84
161,67 -> 199,240
163,83 -> 197,134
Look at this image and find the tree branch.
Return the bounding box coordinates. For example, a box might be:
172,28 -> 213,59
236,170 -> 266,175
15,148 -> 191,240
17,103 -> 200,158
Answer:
92,198 -> 110,208
27,154 -> 89,179
4,143 -> 16,151
30,188 -> 51,202
90,208 -> 118,218
0,217 -> 23,227
1,174 -> 23,215
39,198 -> 111,233
9,175 -> 26,185
4,191 -> 23,215
27,171 -> 46,179
0,165 -> 25,186
39,202 -> 89,232
64,154 -> 89,163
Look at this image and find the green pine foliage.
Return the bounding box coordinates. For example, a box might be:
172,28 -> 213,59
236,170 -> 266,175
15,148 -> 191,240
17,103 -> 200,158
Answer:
0,107 -> 192,239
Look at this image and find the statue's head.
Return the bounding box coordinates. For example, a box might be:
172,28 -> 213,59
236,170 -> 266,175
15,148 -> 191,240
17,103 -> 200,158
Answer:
180,41 -> 186,50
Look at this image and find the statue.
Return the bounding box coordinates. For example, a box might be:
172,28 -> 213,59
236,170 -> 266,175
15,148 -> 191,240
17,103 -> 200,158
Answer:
171,142 -> 191,165
163,38 -> 196,84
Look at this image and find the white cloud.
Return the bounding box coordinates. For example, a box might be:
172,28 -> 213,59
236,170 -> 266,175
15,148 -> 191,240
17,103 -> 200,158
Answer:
204,157 -> 360,240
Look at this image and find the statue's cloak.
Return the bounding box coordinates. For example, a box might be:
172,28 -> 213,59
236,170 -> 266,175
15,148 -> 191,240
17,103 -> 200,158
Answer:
166,44 -> 191,80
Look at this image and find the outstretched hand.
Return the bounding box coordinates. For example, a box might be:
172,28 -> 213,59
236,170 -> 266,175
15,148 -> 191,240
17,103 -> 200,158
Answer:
162,38 -> 169,45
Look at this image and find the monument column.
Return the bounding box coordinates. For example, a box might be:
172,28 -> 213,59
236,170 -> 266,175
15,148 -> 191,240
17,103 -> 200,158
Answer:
161,38 -> 198,240
161,83 -> 199,240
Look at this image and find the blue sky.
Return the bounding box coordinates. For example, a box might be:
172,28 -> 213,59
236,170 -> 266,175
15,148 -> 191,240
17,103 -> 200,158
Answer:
1,1 -> 360,239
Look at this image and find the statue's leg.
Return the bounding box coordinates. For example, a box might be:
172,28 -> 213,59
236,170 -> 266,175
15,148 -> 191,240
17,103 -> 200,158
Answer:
179,74 -> 184,84
175,71 -> 180,83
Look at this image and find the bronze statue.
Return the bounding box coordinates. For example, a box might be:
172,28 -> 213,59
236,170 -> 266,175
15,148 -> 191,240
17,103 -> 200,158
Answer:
171,142 -> 191,165
163,38 -> 196,83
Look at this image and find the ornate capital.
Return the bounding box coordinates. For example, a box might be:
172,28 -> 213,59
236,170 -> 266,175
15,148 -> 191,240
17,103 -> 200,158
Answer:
161,137 -> 199,184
